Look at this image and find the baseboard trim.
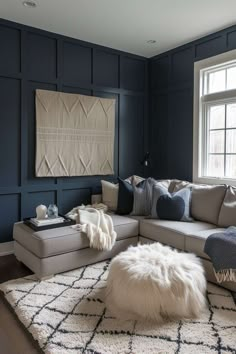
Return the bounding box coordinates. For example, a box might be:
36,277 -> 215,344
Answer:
0,241 -> 14,256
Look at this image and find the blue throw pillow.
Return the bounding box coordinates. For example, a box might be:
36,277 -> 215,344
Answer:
151,185 -> 192,221
131,178 -> 156,216
116,177 -> 146,215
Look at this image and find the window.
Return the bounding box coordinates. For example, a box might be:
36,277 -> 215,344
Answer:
193,50 -> 236,185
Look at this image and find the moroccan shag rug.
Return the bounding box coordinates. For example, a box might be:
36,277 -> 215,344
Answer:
0,260 -> 236,354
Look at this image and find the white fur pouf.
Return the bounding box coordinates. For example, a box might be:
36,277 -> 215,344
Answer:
105,243 -> 207,322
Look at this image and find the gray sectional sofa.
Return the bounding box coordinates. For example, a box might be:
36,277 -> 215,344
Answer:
14,179 -> 236,292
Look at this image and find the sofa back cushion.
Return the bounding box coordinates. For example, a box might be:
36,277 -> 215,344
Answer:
218,186 -> 236,227
174,181 -> 226,225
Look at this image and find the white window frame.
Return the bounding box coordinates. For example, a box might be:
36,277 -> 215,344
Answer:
193,49 -> 236,185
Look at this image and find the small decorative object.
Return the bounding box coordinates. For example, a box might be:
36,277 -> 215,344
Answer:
47,204 -> 58,218
36,204 -> 47,219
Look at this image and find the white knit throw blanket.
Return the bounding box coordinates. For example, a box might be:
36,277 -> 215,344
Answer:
66,205 -> 117,251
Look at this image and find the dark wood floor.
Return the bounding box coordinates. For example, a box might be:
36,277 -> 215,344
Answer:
0,254 -> 32,283
0,254 -> 41,354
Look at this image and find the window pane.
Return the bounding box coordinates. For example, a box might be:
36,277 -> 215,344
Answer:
209,105 -> 225,129
209,130 -> 224,153
207,155 -> 224,177
227,67 -> 236,90
208,70 -> 226,94
226,103 -> 236,128
226,155 -> 236,178
226,129 -> 236,153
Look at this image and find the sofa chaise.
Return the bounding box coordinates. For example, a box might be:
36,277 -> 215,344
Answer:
14,179 -> 236,292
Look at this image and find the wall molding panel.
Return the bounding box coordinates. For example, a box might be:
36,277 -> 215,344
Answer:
149,24 -> 236,181
0,18 -> 148,245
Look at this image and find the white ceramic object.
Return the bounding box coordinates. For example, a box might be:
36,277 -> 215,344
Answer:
36,205 -> 47,219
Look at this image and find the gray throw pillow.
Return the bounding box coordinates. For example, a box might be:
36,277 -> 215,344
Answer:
131,178 -> 155,216
151,185 -> 192,221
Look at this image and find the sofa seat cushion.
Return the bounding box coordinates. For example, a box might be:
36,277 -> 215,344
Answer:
185,228 -> 225,259
13,215 -> 139,258
140,219 -> 216,250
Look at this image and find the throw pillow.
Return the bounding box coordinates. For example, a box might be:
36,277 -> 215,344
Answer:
116,178 -> 134,215
101,175 -> 145,212
116,177 -> 146,215
101,180 -> 119,211
151,185 -> 192,221
131,178 -> 155,216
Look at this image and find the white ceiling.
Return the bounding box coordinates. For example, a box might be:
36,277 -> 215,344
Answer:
1,0 -> 236,58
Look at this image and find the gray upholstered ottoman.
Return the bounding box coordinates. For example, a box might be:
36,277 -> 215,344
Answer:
13,215 -> 139,279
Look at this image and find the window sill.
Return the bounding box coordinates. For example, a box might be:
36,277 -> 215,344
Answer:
193,175 -> 236,187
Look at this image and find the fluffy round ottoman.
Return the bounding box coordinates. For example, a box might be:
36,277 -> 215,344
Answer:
105,243 -> 207,322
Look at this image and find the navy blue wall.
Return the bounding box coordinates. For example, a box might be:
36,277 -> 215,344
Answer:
149,25 -> 236,181
0,19 -> 148,244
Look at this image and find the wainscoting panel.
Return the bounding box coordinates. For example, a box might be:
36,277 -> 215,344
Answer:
0,77 -> 21,187
119,95 -> 144,178
0,18 -> 148,244
227,30 -> 236,49
27,32 -> 57,81
22,191 -> 56,219
93,49 -> 119,88
120,56 -> 145,91
0,25 -> 20,75
150,93 -> 168,179
0,194 -> 20,243
63,41 -> 92,84
167,89 -> 193,180
60,188 -> 91,214
195,36 -> 226,60
150,55 -> 169,90
171,47 -> 194,83
149,24 -> 236,181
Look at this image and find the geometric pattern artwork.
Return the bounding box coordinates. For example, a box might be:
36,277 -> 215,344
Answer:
35,90 -> 116,177
1,260 -> 236,354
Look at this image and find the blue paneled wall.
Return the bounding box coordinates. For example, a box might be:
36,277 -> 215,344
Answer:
0,19 -> 148,244
149,25 -> 236,181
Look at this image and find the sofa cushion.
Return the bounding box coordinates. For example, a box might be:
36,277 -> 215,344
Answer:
218,186 -> 236,227
185,228 -> 225,259
13,215 -> 139,258
174,181 -> 226,225
116,178 -> 148,215
150,185 -> 192,221
139,219 -> 215,250
101,180 -> 118,211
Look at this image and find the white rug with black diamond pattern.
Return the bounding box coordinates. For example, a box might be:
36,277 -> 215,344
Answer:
0,260 -> 236,354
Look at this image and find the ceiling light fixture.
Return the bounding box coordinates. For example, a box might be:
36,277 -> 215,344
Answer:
22,0 -> 37,8
147,40 -> 157,44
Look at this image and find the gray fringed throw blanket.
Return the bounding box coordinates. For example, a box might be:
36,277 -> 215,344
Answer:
204,226 -> 236,283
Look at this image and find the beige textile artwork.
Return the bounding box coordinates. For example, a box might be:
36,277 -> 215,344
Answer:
35,89 -> 115,177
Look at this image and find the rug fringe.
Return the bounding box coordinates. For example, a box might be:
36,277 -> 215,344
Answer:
214,268 -> 236,283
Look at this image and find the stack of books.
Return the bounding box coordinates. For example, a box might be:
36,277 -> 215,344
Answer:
30,216 -> 65,227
